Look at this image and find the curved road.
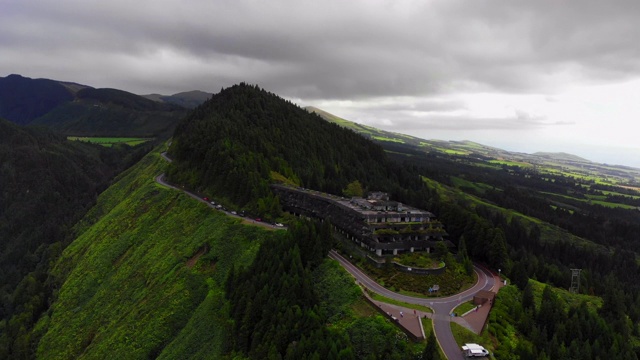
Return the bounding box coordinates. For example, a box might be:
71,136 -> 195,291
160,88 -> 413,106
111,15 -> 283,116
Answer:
329,250 -> 495,360
156,152 -> 283,230
157,150 -> 494,359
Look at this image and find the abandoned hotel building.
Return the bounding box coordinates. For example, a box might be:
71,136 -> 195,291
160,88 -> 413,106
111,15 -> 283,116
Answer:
272,185 -> 448,256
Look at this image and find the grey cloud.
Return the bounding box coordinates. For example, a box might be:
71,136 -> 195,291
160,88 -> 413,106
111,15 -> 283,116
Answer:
2,0 -> 640,99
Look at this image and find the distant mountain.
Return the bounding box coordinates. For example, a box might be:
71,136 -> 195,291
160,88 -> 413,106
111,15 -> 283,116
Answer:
0,74 -> 75,125
308,106 -> 640,186
142,90 -> 212,109
533,151 -> 590,162
0,74 -> 188,138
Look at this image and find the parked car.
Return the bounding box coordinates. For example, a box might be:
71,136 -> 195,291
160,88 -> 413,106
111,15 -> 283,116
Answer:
462,343 -> 489,358
275,223 -> 284,227
231,211 -> 237,215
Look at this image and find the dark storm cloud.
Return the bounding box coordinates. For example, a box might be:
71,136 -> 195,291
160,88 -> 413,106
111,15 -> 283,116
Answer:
2,0 -> 640,99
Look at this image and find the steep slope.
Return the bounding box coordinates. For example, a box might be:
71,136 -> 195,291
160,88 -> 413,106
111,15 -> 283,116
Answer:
0,118 -> 148,357
33,151 -> 272,359
0,74 -> 74,125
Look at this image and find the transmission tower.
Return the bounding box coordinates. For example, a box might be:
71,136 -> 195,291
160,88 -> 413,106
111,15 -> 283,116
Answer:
570,269 -> 581,293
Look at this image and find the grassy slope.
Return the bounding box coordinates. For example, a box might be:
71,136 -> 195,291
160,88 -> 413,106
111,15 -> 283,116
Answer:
35,149 -> 272,359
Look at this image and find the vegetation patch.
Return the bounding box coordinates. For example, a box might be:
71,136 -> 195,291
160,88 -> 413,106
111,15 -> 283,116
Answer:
68,136 -> 152,147
360,258 -> 475,297
368,291 -> 433,313
393,252 -> 444,269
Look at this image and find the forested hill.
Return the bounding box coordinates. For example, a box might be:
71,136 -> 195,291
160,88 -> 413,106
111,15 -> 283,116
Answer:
31,87 -> 188,138
0,74 -> 188,138
0,74 -> 74,125
167,83 -> 426,217
0,118 -> 151,356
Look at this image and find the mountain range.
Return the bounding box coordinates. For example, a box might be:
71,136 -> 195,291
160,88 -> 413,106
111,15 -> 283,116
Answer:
1,76 -> 640,359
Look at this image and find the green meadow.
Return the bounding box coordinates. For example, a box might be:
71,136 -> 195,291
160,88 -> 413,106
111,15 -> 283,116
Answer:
68,136 -> 152,147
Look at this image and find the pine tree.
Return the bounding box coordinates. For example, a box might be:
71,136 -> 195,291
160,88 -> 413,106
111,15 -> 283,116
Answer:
422,331 -> 440,360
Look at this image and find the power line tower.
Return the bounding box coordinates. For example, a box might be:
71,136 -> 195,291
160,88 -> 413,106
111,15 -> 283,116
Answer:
570,269 -> 581,293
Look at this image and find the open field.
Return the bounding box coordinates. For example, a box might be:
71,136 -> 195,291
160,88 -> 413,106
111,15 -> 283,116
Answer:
542,191 -> 638,209
68,136 -> 152,147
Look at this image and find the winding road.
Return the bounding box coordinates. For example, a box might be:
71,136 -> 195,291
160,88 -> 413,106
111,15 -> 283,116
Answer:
156,150 -> 496,359
328,250 -> 496,360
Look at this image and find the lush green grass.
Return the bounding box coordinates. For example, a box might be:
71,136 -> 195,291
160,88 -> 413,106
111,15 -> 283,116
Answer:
543,191 -> 638,209
451,176 -> 495,194
489,159 -> 533,168
368,291 -> 433,313
372,135 -> 405,143
394,252 -> 444,269
35,150 -> 272,359
434,147 -> 469,155
68,136 -> 152,147
453,300 -> 476,315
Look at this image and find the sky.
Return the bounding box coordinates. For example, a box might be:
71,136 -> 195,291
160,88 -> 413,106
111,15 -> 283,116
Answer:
2,0 -> 640,167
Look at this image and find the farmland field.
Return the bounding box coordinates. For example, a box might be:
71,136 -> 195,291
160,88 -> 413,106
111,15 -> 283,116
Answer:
68,137 -> 152,147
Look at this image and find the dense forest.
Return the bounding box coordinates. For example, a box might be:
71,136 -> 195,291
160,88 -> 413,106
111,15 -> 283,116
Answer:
0,118 -> 152,358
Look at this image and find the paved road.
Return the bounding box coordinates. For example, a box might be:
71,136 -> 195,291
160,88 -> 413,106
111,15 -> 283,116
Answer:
156,152 -> 284,230
158,150 -> 492,359
329,250 -> 495,360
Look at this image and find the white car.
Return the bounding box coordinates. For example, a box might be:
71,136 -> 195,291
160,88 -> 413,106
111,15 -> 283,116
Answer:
275,223 -> 284,227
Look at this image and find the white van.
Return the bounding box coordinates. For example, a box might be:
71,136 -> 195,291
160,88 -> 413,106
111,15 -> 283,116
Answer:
461,343 -> 489,357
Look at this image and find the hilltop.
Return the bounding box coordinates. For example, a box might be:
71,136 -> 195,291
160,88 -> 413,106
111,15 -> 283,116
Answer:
142,90 -> 213,109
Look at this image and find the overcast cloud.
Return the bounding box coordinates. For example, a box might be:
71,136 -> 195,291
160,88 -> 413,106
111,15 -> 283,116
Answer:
2,0 -> 640,166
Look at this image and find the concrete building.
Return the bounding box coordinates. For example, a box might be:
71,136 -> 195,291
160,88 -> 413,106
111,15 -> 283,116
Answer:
272,185 -> 448,256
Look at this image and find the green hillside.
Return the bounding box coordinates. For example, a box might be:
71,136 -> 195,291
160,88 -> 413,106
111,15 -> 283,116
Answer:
34,150 -> 270,359
0,118 -> 151,358
28,147 -> 417,359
